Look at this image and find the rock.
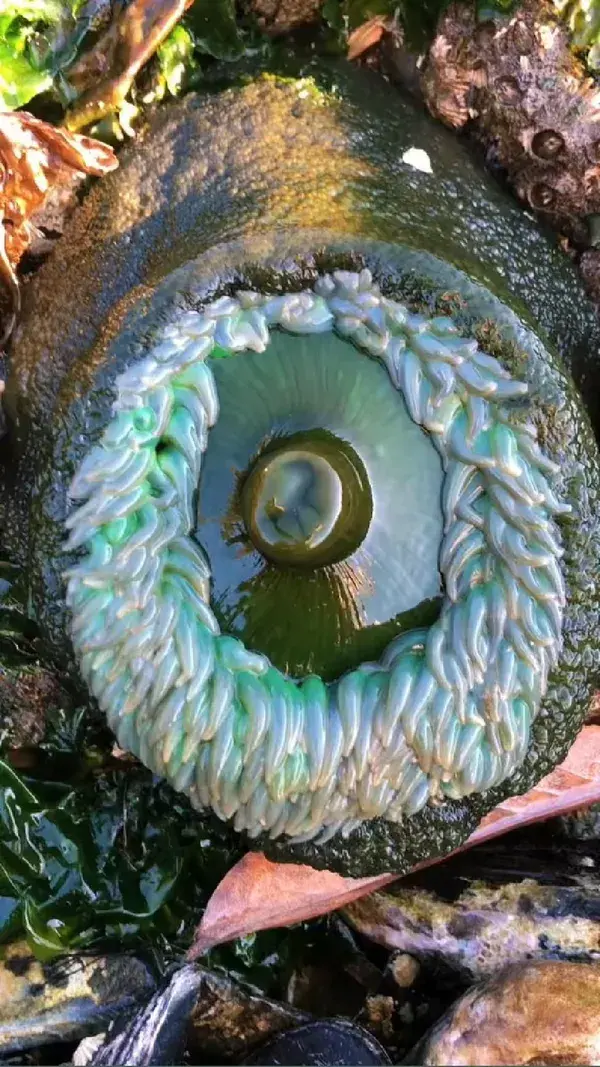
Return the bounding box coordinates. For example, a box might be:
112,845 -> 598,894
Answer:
240,0 -> 323,35
90,964 -> 202,1066
187,967 -> 308,1062
422,0 -> 600,249
388,954 -> 420,990
413,961 -> 600,1065
344,876 -> 600,981
89,963 -> 307,1066
0,665 -> 67,751
0,944 -> 154,1055
243,1019 -> 391,1065
361,996 -> 396,1046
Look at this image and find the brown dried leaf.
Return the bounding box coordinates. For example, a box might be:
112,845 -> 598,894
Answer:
188,727 -> 600,955
0,111 -> 117,343
187,853 -> 396,958
347,17 -> 390,61
65,0 -> 195,132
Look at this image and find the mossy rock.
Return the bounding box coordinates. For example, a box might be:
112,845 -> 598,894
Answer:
2,61 -> 600,877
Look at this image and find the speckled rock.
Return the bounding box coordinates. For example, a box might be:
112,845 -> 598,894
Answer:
413,961 -> 600,1065
241,0 -> 323,35
187,967 -> 308,1062
344,878 -> 600,981
0,943 -> 154,1055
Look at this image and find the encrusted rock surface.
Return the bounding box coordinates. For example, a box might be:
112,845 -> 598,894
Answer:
187,967 -> 308,1062
241,0 -> 322,35
422,1 -> 600,254
344,877 -> 600,981
414,961 -> 600,1065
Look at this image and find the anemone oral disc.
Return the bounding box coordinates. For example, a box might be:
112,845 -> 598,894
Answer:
64,269 -> 568,843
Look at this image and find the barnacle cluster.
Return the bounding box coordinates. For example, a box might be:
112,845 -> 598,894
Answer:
422,0 -> 600,254
64,269 -> 568,843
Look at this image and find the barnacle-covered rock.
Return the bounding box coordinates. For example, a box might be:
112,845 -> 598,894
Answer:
2,62 -> 600,876
422,0 -> 600,253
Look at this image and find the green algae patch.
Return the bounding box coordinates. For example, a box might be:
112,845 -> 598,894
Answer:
0,722 -> 240,961
3,62 -> 600,877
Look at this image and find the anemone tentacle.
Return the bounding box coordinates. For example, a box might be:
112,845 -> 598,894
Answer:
64,269 -> 569,842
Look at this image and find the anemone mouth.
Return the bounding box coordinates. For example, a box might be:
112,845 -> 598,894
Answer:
238,428 -> 373,570
63,269 -> 569,844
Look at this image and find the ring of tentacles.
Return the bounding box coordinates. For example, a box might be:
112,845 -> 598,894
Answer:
64,269 -> 569,843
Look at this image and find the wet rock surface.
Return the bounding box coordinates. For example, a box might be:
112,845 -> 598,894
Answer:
89,965 -> 203,1066
240,0 -> 323,35
187,967 -> 308,1063
0,945 -> 154,1056
413,960 -> 600,1066
345,876 -> 600,981
345,823 -> 600,982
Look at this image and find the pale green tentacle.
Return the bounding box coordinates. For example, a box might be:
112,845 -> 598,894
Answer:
64,269 -> 569,842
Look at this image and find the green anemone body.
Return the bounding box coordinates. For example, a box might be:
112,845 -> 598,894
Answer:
2,61 -> 600,875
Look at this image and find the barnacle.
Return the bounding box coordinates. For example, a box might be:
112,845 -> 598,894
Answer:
421,0 -> 600,255
3,63 -> 600,875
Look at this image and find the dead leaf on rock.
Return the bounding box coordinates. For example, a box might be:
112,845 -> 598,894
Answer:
65,0 -> 195,132
187,853 -> 396,958
0,111 -> 117,344
188,727 -> 600,955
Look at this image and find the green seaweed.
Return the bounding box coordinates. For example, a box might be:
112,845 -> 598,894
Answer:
555,0 -> 600,69
0,0 -> 106,110
0,726 -> 242,963
0,711 -> 346,992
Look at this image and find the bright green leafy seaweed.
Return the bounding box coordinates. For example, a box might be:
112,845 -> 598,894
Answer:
0,0 -> 103,110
